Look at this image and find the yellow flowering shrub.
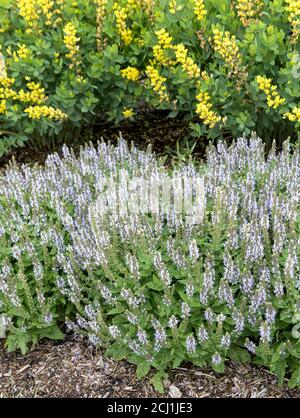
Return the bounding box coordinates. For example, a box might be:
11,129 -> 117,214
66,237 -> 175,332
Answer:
17,0 -> 40,31
0,0 -> 300,155
16,0 -> 62,32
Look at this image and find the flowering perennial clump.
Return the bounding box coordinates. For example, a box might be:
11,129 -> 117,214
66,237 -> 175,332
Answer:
17,0 -> 62,32
0,135 -> 299,389
212,28 -> 242,69
17,0 -> 41,31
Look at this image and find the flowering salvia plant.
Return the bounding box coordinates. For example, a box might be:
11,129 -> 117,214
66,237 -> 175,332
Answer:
1,0 -> 300,154
0,134 -> 299,390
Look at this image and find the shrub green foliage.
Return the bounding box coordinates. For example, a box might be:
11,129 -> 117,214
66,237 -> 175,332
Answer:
1,0 -> 300,155
0,135 -> 299,390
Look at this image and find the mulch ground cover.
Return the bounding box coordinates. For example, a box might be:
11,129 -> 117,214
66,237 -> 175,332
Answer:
1,336 -> 299,398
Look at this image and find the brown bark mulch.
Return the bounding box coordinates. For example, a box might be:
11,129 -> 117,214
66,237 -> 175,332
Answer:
1,336 -> 299,398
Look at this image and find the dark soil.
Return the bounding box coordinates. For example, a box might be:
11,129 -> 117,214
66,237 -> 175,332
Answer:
0,110 -> 207,172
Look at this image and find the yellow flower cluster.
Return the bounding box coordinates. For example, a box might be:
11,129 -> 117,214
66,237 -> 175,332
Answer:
17,0 -> 60,31
146,64 -> 169,102
37,0 -> 55,25
24,105 -> 68,120
122,107 -> 134,118
0,76 -> 17,101
18,81 -> 47,105
0,99 -> 6,115
174,43 -> 200,79
151,30 -> 201,80
285,0 -> 300,42
283,106 -> 300,122
113,3 -> 133,46
13,44 -> 31,62
195,91 -> 221,128
63,22 -> 80,69
156,29 -> 173,49
201,70 -> 210,82
17,0 -> 39,30
256,75 -> 285,109
0,76 -> 14,88
235,0 -> 264,26
95,0 -> 107,52
194,0 -> 207,22
212,28 -> 242,71
121,66 -> 140,81
153,29 -> 174,66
